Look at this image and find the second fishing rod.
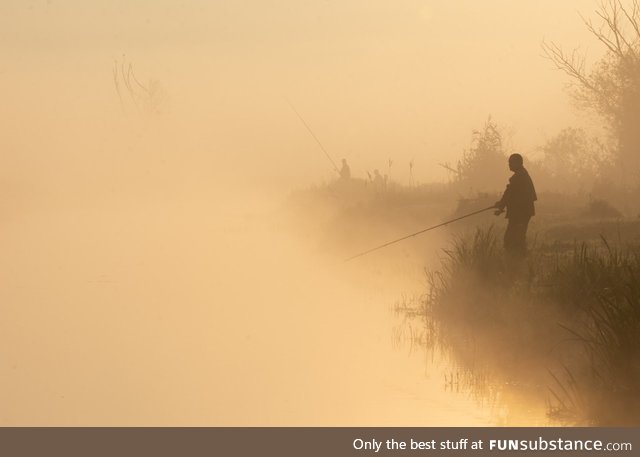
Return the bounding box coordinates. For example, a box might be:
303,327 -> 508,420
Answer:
283,99 -> 498,261
284,97 -> 341,176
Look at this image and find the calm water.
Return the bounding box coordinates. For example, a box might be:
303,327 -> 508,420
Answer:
0,194 -> 550,425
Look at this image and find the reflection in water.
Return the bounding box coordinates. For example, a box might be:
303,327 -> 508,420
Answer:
0,193 -> 549,425
394,297 -> 554,426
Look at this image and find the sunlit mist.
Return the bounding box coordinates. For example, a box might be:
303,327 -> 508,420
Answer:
1,0 -> 636,426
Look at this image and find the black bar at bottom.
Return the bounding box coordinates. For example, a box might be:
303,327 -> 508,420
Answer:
0,427 -> 638,457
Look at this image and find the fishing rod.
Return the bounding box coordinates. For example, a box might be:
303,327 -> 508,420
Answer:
284,97 -> 341,175
344,205 -> 496,262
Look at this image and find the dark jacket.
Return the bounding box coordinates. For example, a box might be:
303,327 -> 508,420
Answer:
497,167 -> 537,219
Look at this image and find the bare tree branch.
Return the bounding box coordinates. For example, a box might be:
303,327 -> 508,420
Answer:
583,13 -> 622,57
618,0 -> 640,50
112,57 -> 163,115
112,61 -> 125,113
541,40 -> 595,91
438,162 -> 461,176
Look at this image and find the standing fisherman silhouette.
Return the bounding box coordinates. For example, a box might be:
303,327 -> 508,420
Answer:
494,154 -> 537,257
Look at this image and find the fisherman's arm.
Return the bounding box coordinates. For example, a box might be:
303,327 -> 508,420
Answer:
494,183 -> 510,212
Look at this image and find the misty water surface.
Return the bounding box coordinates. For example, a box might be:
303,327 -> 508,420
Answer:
0,188 -> 552,425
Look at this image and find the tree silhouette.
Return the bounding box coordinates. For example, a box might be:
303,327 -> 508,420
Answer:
450,118 -> 508,194
542,0 -> 640,183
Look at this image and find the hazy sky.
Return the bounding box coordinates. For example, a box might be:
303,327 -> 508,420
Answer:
2,0 -> 606,190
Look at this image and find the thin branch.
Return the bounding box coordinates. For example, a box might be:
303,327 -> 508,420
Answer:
599,1 -> 635,56
124,63 -> 139,110
541,40 -> 594,91
130,67 -> 150,94
438,162 -> 461,176
619,0 -> 640,46
583,13 -> 622,56
112,61 -> 125,113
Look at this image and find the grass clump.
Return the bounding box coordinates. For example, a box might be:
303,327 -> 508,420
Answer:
413,227 -> 640,425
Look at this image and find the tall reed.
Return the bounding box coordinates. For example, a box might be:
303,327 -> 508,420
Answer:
417,227 -> 640,424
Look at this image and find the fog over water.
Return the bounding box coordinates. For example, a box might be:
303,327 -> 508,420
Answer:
1,185 -> 550,425
1,1 -> 603,424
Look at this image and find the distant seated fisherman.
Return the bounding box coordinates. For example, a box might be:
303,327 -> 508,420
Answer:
339,158 -> 351,181
494,153 -> 537,256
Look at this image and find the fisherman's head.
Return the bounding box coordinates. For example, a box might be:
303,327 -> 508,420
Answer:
374,169 -> 380,175
342,158 -> 347,165
508,153 -> 524,171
